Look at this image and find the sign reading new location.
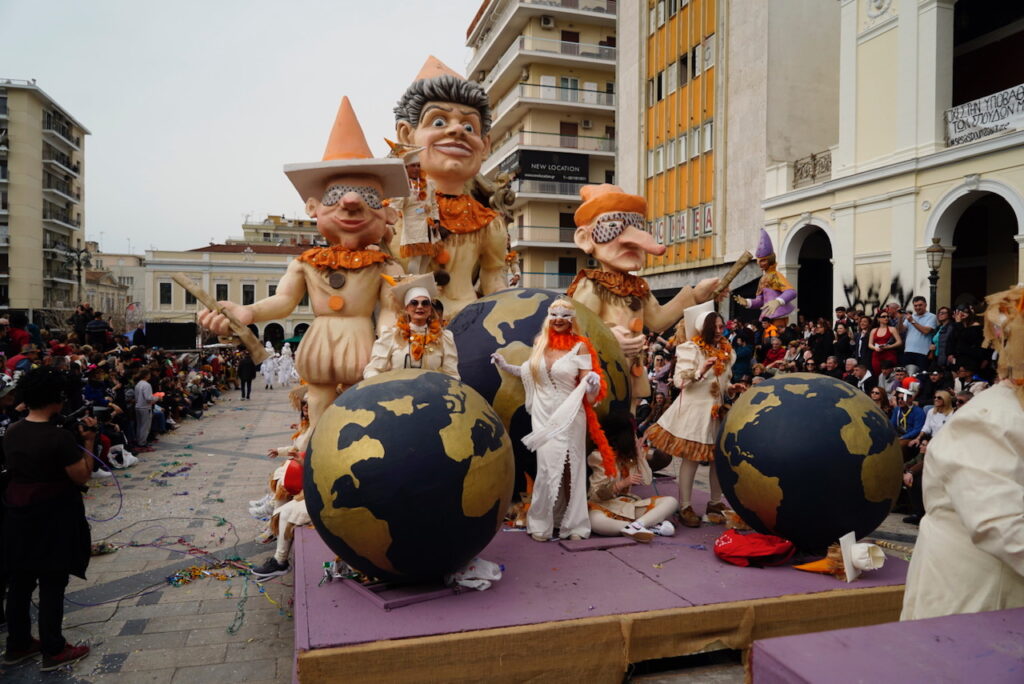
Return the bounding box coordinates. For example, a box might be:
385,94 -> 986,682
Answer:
507,150 -> 589,183
945,83 -> 1024,146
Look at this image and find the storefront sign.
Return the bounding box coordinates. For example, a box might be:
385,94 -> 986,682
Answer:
506,150 -> 589,183
945,83 -> 1024,146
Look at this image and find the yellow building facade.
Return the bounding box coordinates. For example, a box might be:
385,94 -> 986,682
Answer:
0,78 -> 89,314
763,0 -> 1024,318
467,0 -> 618,289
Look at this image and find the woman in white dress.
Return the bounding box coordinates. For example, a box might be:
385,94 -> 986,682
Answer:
276,343 -> 296,387
645,302 -> 742,528
363,273 -> 459,380
492,298 -> 611,541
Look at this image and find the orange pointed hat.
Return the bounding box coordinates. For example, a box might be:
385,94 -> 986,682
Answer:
284,97 -> 408,202
414,55 -> 464,82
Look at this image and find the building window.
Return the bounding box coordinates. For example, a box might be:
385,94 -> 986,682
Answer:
677,134 -> 687,163
691,127 -> 701,158
185,290 -> 197,305
703,121 -> 714,152
215,283 -> 228,301
655,146 -> 664,174
647,150 -> 655,178
647,79 -> 655,107
678,54 -> 689,87
242,284 -> 255,305
657,0 -> 666,26
656,71 -> 664,101
159,282 -> 172,305
666,62 -> 677,95
691,46 -> 701,79
649,7 -> 656,35
605,82 -> 614,95
666,137 -> 675,166
704,36 -> 716,70
604,169 -> 615,183
268,284 -> 277,297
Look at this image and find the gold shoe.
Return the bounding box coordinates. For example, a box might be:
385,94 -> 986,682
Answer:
678,506 -> 702,528
705,501 -> 728,525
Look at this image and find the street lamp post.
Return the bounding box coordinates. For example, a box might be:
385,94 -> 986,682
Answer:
62,245 -> 92,307
926,237 -> 946,313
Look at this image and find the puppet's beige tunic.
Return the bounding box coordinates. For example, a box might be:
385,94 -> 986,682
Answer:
901,382 -> 1024,620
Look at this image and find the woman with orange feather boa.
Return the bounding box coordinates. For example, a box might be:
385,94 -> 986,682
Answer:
492,298 -> 612,542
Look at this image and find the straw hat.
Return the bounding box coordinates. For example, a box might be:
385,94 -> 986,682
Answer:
284,97 -> 408,203
389,273 -> 439,307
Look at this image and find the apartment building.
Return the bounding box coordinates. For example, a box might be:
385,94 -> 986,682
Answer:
0,78 -> 89,315
466,0 -> 618,290
226,214 -> 323,248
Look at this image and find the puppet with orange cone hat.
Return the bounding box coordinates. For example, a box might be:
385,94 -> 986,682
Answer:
393,56 -> 508,318
567,184 -> 722,403
199,98 -> 407,429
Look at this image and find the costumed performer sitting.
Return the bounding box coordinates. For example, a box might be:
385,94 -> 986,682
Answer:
198,97 -> 407,430
588,408 -> 678,543
392,56 -> 508,318
901,283 -> 1024,620
491,298 -> 611,542
250,385 -> 313,580
363,273 -> 459,379
645,302 -> 743,528
568,184 -> 720,405
732,228 -> 796,327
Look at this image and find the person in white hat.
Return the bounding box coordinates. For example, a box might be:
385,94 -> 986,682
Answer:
363,273 -> 458,379
644,302 -> 743,528
199,97 -> 407,430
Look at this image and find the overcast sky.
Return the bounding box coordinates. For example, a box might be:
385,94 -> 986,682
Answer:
0,0 -> 485,253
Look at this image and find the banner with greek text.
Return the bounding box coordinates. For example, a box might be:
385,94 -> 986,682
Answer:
945,83 -> 1024,147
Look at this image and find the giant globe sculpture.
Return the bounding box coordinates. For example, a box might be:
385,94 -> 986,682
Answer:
448,288 -> 630,495
715,373 -> 903,552
304,370 -> 514,582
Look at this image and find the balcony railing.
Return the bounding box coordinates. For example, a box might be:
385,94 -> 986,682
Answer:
42,206 -> 81,228
494,83 -> 615,122
491,130 -> 615,162
511,224 -> 576,244
793,150 -> 831,188
42,113 -> 81,148
522,270 -> 576,290
485,35 -> 614,88
470,0 -> 617,52
43,147 -> 80,175
511,179 -> 585,197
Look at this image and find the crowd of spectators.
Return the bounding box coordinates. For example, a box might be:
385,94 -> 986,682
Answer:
636,296 -> 997,526
0,304 -> 248,475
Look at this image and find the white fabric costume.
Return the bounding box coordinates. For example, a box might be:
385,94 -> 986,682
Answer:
901,382 -> 1024,620
519,342 -> 594,540
276,345 -> 296,387
261,354 -> 278,389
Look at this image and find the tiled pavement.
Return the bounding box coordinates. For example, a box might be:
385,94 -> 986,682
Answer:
1,386 -> 298,683
0,385 -> 920,683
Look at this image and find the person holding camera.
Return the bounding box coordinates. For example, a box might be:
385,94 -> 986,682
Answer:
2,367 -> 92,671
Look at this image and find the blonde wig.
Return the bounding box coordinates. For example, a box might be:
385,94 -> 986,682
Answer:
528,298 -> 582,384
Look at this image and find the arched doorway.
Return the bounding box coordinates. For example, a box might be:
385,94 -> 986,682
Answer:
246,324 -> 259,338
263,323 -> 285,348
293,323 -> 309,337
796,227 -> 833,322
950,193 -> 1018,308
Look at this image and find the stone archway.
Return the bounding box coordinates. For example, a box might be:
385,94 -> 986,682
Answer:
927,178 -> 1024,306
780,221 -> 836,323
263,322 -> 284,348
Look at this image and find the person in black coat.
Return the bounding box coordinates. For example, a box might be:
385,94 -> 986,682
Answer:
236,350 -> 256,400
130,324 -> 147,347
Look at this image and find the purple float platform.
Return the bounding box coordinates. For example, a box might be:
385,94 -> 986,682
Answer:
751,607 -> 1024,683
293,488 -> 909,683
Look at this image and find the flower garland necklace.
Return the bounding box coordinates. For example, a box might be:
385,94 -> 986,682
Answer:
396,315 -> 443,361
691,335 -> 732,377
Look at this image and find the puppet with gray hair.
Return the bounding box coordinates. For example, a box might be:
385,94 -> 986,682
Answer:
393,56 -> 511,318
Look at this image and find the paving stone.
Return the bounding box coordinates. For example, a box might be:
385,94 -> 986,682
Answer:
100,630 -> 189,652
170,658 -> 278,684
88,668 -> 176,684
95,651 -> 130,674
119,618 -> 149,636
145,609 -> 280,633
123,643 -> 228,671
225,639 -> 295,663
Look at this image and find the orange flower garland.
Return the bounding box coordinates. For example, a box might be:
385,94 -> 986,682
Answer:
435,193 -> 498,234
396,316 -> 443,361
690,334 -> 733,377
298,246 -> 390,271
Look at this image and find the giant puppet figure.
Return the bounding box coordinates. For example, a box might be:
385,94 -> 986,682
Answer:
568,184 -> 720,401
393,56 -> 508,318
732,228 -> 796,326
198,98 -> 407,429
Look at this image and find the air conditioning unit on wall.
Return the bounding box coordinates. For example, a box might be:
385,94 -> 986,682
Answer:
540,15 -> 555,29
580,119 -> 593,129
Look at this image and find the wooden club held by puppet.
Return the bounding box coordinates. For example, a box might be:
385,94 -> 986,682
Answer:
172,272 -> 270,363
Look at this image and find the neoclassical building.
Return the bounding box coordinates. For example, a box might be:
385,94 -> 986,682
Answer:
762,0 -> 1024,318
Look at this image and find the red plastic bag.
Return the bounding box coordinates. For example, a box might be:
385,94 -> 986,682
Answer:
713,529 -> 795,567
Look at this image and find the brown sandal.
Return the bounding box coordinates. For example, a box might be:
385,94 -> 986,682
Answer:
678,506 -> 702,528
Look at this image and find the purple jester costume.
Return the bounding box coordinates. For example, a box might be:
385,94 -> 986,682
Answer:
736,229 -> 797,324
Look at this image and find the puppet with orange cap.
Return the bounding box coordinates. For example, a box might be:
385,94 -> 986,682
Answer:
393,56 -> 509,318
198,97 -> 407,429
567,184 -> 721,402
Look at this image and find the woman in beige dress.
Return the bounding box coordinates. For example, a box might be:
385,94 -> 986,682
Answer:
645,302 -> 742,528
